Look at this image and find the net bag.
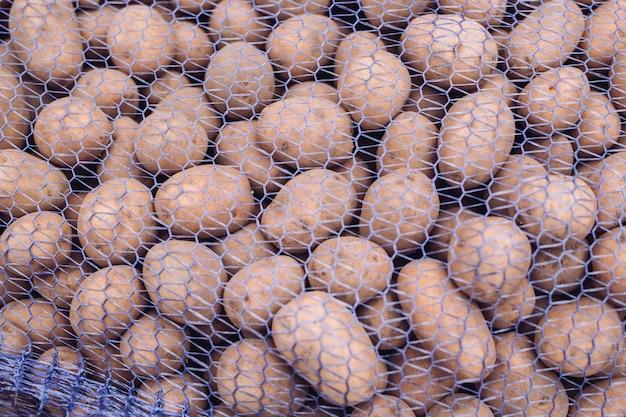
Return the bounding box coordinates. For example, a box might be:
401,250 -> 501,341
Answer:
0,0 -> 625,415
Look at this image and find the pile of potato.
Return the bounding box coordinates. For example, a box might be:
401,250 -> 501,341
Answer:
1,0 -> 626,415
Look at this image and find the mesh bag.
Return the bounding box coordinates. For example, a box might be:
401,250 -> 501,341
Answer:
1,0 -> 626,415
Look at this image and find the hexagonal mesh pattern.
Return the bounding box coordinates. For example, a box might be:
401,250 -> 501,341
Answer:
0,0 -> 625,416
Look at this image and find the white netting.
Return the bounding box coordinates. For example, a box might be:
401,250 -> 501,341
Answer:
0,0 -> 625,415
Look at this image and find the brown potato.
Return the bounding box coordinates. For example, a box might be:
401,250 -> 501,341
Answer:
426,393 -> 493,417
570,377 -> 626,417
119,310 -> 190,379
530,237 -> 589,293
396,257 -> 496,383
154,164 -> 258,239
590,226 -> 626,307
306,236 -> 393,306
579,0 -> 626,76
334,31 -> 386,76
0,66 -> 33,150
78,340 -> 133,387
205,41 -> 276,120
0,322 -> 31,355
358,168 -> 439,255
142,239 -> 227,325
170,20 -> 213,74
77,178 -> 159,266
35,346 -> 83,416
447,215 -> 532,305
76,6 -> 121,61
480,280 -> 536,330
214,338 -> 308,416
134,373 -> 209,417
503,0 -> 585,79
402,81 -> 448,123
33,97 -> 114,167
328,154 -> 375,203
211,222 -> 278,275
207,0 -> 272,47
356,288 -> 411,350
283,80 -> 341,104
0,211 -> 72,278
272,291 -> 385,407
438,90 -> 516,189
360,0 -> 430,30
256,96 -> 354,170
260,168 -> 357,255
69,265 -> 144,343
143,70 -> 192,107
32,253 -> 96,309
377,111 -> 439,179
574,90 -> 622,157
223,255 -> 305,334
351,394 -> 414,417
535,296 -> 622,378
72,67 -> 140,117
401,13 -> 499,90
438,0 -> 506,27
522,131 -> 575,176
423,205 -> 483,261
609,44 -> 626,113
253,0 -> 331,23
135,110 -> 209,176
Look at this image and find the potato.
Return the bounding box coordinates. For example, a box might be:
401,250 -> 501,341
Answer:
266,13 -> 342,81
143,70 -> 192,106
535,296 -> 622,378
521,131 -> 575,176
478,70 -> 517,107
256,96 -> 354,169
260,168 -> 357,254
426,393 -> 493,417
530,237 -> 589,293
106,4 -> 174,78
76,6 -> 121,61
447,215 -> 532,305
207,0 -> 272,47
272,291 -> 385,407
579,0 -> 626,76
480,280 -> 536,330
423,205 -> 483,261
574,90 -> 622,157
154,164 -> 257,239
503,0 -> 585,79
142,239 -> 227,325
283,80 -> 341,104
1,298 -> 73,352
8,0 -> 84,88
211,222 -> 278,275
609,45 -> 626,113
223,255 -> 305,334
69,265 -> 144,343
72,68 -> 140,118
396,257 -> 496,383
376,110 -> 439,179
358,168 -> 439,255
402,81 -> 448,123
334,31 -> 386,75
480,332 -> 569,417
438,90 -> 516,190
438,0 -> 506,27
32,253 -> 96,309
170,20 -> 213,74
360,0 -> 430,30
401,13 -> 499,91
0,211 -> 72,278
253,0 -> 331,22
205,41 -> 276,120
77,178 -> 159,266
338,49 -> 411,131
356,288 -> 411,350
517,66 -> 590,134
134,373 -> 209,417
0,66 -> 33,150
215,120 -> 292,196
570,377 -> 626,417
386,341 -> 457,416
329,154 -> 375,202
351,394 -> 414,417
63,191 -> 88,232
135,110 -> 209,176
590,226 -> 626,307
78,340 -> 133,386
119,310 -> 190,379
306,236 -> 393,306
0,322 -> 31,355
214,338 -> 308,416
33,97 -> 114,167
34,346 -> 83,416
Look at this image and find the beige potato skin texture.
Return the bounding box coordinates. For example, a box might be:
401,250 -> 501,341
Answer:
396,257 -> 496,383
0,66 -> 32,150
72,68 -> 140,118
272,291 -> 384,407
211,222 -> 278,275
591,227 -> 626,306
570,377 -> 626,417
207,0 -> 271,47
580,0 -> 626,73
356,289 -> 411,350
135,374 -> 209,417
351,394 -> 414,417
426,393 -> 493,417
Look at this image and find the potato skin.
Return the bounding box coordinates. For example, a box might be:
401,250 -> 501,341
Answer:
72,68 -> 140,118
135,374 -> 209,417
272,291 -> 384,407
0,66 -> 33,150
211,222 -> 278,275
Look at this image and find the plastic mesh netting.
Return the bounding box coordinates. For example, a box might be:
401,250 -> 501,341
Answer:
0,0 -> 626,415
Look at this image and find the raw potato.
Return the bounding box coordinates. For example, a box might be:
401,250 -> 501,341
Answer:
0,149 -> 70,218
424,205 -> 483,261
334,31 -> 386,75
214,338 -> 308,416
119,310 -> 190,379
530,237 -> 589,293
211,222 -> 278,275
135,110 -> 209,176
154,164 -> 258,239
574,90 -> 622,156
76,6 -> 121,61
78,341 -> 133,387
590,226 -> 626,307
396,257 -> 496,383
69,265 -> 144,343
306,236 -> 393,306
517,66 -> 590,134
447,215 -> 532,305
358,168 -> 439,255
8,0 -> 84,88
0,211 -> 72,278
135,374 -> 209,417
144,71 -> 192,106
570,377 -> 626,417
329,154 -> 375,202
77,178 -> 160,266
283,80 -> 341,104
205,41 -> 276,120
72,67 -> 140,117
359,0 -> 430,30
522,132 -> 575,176
36,346 -> 83,416
351,394 -> 414,417
535,296 -> 622,378
401,13 -> 499,90
377,111 -> 439,179
338,49 -> 411,130
503,0 -> 585,78
170,20 -> 213,74
578,0 -> 626,75
142,239 -> 228,325
426,393 -> 493,417
0,322 -> 31,355
256,96 -> 354,170
207,0 -> 272,48
402,82 -> 448,122
0,66 -> 33,150
438,0 -> 506,27
32,253 -> 95,309
480,281 -> 536,330
356,288 -> 411,350
222,255 -> 305,334
272,291 -> 385,407
438,90 -> 516,189
260,168 -> 357,254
